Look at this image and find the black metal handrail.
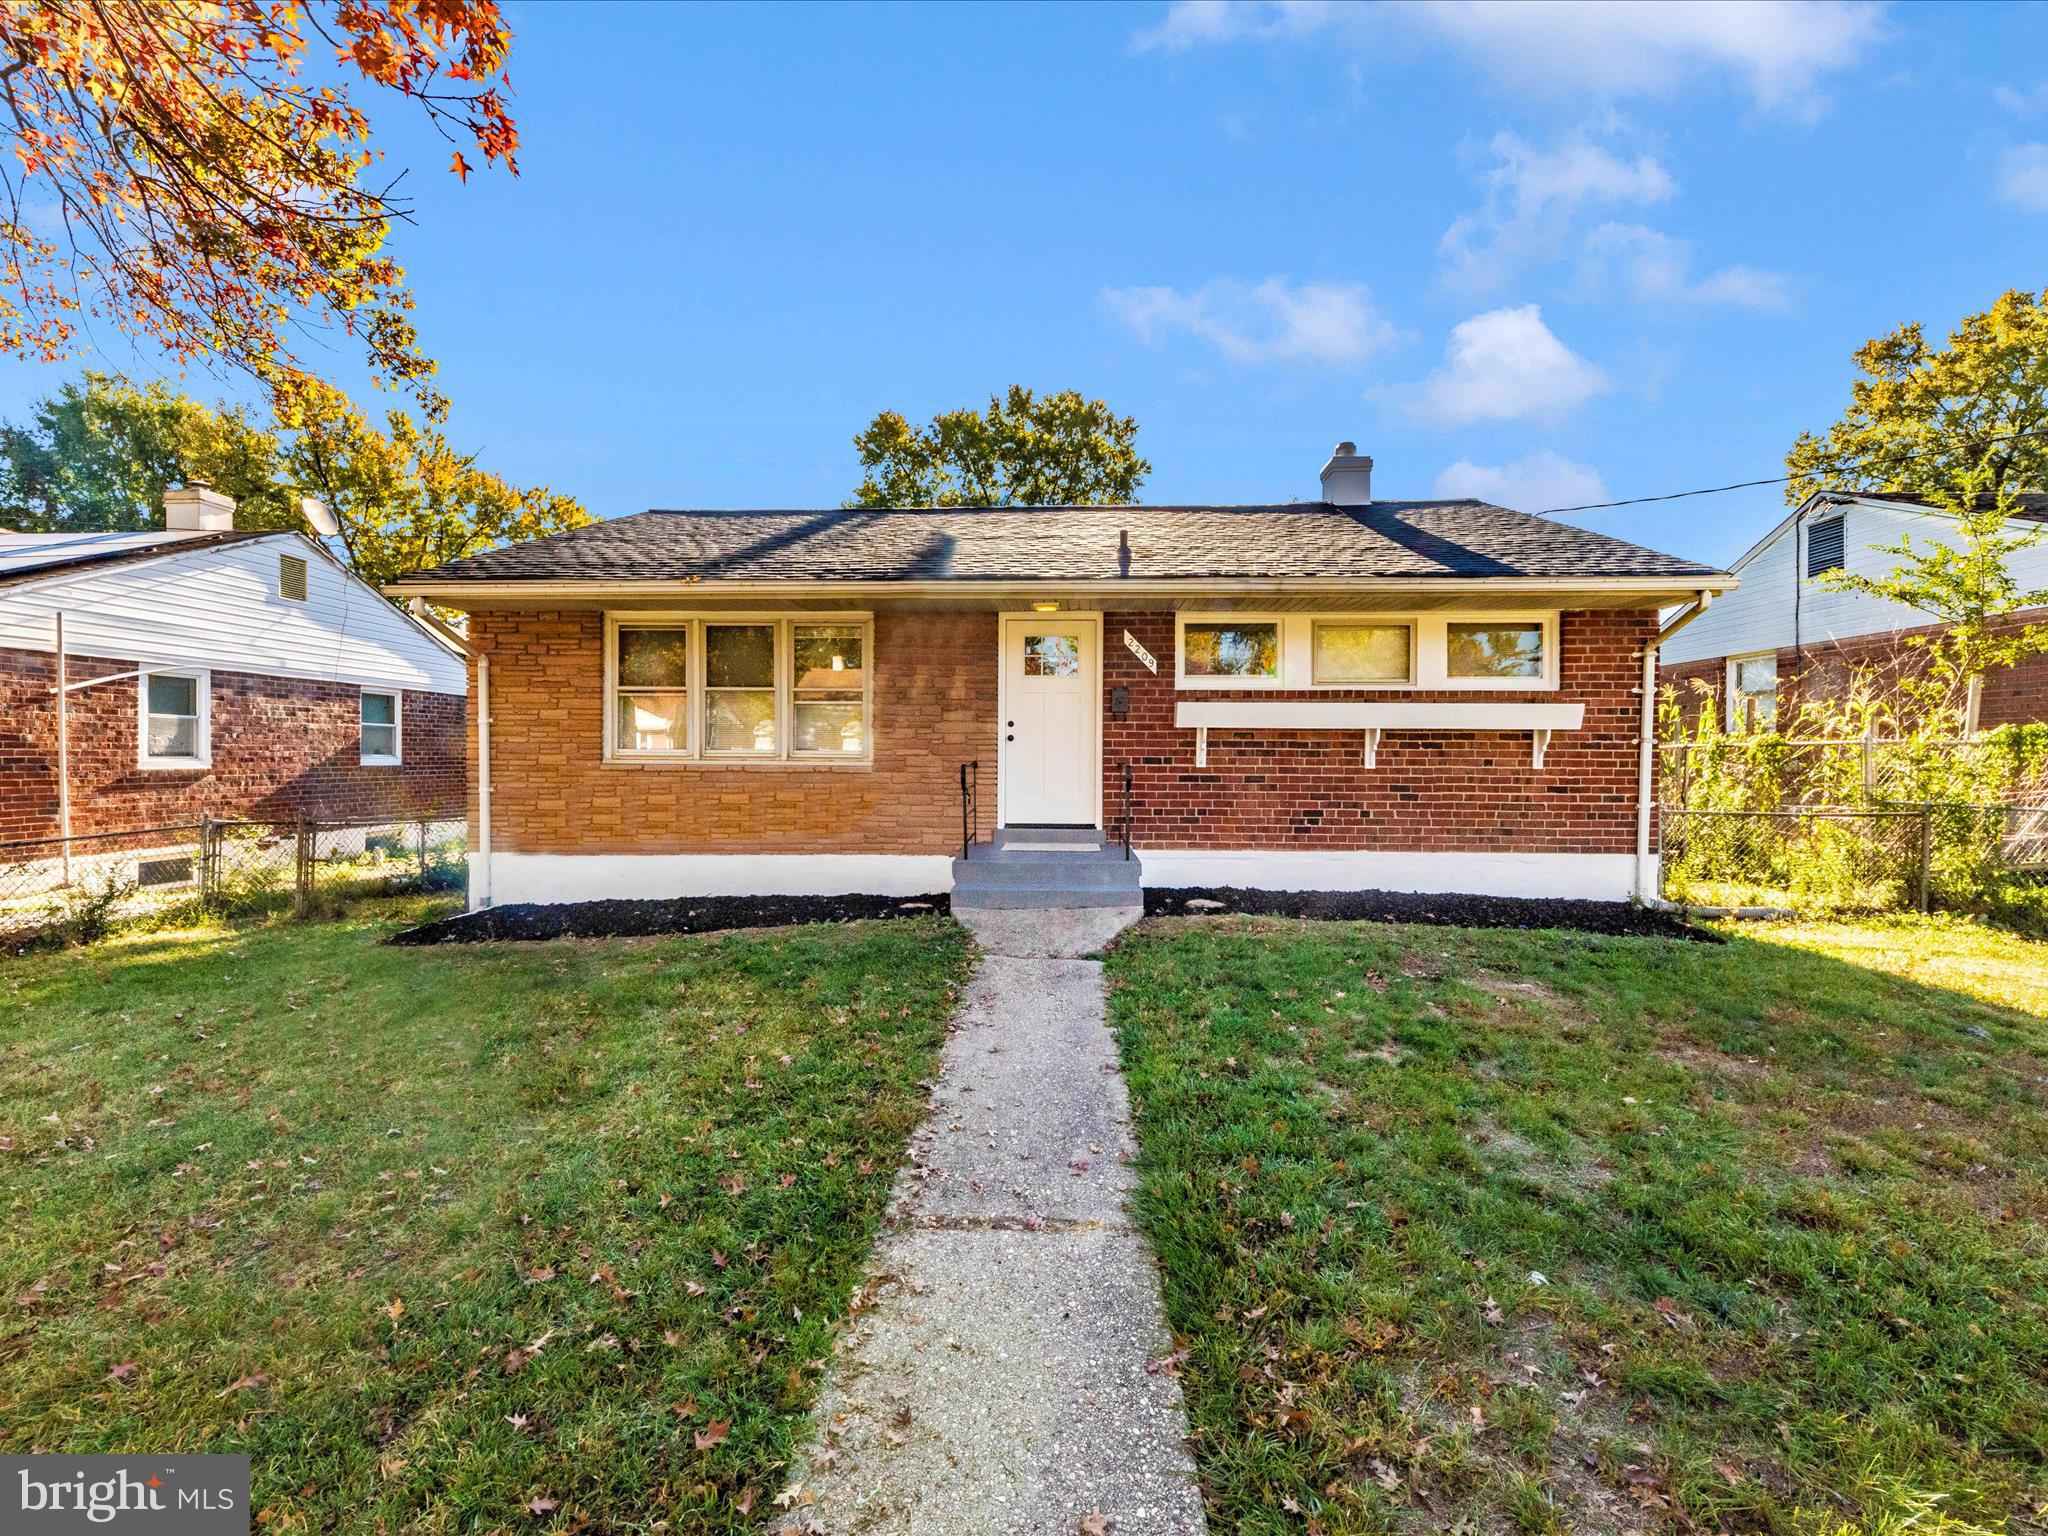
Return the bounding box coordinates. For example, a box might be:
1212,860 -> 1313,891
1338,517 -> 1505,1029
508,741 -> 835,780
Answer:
1119,761 -> 1133,861
959,760 -> 979,860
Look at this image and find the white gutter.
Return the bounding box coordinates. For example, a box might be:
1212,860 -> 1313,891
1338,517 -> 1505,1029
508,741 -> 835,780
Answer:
404,596 -> 472,655
475,654 -> 493,910
1657,590 -> 1716,646
1638,591 -> 1712,903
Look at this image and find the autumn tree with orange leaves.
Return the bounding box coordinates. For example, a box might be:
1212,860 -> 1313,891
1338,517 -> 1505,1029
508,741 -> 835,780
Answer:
0,1 -> 518,421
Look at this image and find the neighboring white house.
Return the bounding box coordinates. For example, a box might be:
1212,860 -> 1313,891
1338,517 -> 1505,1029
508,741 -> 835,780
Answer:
0,485 -> 468,848
1661,489 -> 2048,729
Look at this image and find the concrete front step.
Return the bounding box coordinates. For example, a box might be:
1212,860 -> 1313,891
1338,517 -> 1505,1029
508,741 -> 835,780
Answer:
994,825 -> 1104,850
960,844 -> 1132,869
955,829 -> 1141,911
950,884 -> 1142,910
953,865 -> 1138,897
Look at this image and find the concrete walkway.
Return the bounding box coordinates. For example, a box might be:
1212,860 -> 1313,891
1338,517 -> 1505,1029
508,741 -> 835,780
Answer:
778,906 -> 1206,1536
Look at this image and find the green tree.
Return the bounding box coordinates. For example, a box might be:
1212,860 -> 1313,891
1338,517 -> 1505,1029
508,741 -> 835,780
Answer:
0,372 -> 295,532
0,373 -> 589,589
1786,287 -> 2048,506
280,381 -> 590,589
848,387 -> 1149,507
1814,461 -> 2048,733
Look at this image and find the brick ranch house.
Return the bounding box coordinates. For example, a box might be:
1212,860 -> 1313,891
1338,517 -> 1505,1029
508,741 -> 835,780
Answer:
1662,489 -> 2048,731
387,446 -> 1734,911
1,486 -> 467,856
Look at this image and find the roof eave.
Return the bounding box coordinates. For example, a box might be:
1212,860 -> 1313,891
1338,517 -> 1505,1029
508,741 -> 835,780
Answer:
385,572 -> 1737,603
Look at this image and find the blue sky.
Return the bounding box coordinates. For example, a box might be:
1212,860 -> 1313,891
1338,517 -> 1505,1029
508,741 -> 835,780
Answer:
3,0 -> 2045,569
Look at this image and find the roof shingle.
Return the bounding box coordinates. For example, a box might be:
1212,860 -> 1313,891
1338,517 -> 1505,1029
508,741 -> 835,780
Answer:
397,501 -> 1723,585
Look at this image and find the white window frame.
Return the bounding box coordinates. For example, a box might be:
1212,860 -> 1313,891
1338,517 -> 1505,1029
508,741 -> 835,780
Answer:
360,687 -> 403,766
1175,611 -> 1558,693
1174,613 -> 1287,690
1438,614 -> 1558,692
138,668 -> 211,770
602,612 -> 874,766
1727,651 -> 1778,731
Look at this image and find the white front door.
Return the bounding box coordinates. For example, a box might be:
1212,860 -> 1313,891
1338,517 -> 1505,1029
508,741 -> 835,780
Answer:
999,615 -> 1100,826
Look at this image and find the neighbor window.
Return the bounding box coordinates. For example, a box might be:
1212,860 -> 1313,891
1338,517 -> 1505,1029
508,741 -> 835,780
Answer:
1312,621 -> 1413,685
1446,621 -> 1546,681
1729,653 -> 1778,731
278,553 -> 308,602
607,617 -> 871,763
360,689 -> 401,764
140,670 -> 208,768
1181,621 -> 1280,680
613,626 -> 691,755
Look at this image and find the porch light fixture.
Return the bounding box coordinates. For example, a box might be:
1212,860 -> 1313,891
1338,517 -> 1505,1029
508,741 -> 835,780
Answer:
1032,601 -> 1059,612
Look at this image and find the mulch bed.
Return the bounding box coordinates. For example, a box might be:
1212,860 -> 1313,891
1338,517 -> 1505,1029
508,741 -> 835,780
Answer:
388,893 -> 950,945
1144,886 -> 1724,942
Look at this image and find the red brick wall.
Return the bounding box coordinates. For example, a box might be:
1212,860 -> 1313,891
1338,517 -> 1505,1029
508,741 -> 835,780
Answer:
463,607 -> 1652,860
0,645 -> 465,843
1660,605 -> 2048,731
1102,609 -> 1654,854
466,610 -> 998,856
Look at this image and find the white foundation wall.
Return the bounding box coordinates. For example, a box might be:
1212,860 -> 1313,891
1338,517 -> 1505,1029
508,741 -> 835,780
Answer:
1135,849 -> 1647,902
476,852 -> 955,908
472,848 -> 1650,907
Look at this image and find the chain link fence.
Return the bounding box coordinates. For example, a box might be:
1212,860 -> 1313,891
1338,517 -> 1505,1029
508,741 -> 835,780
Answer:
0,815 -> 466,947
1661,803 -> 2048,918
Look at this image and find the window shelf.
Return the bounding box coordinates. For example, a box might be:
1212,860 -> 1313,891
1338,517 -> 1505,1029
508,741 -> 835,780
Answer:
1172,699 -> 1586,769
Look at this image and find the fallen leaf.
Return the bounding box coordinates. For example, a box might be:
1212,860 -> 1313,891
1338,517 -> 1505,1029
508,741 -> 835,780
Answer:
1080,1514 -> 1112,1536
106,1361 -> 138,1382
526,1494 -> 556,1516
215,1373 -> 268,1397
694,1419 -> 730,1450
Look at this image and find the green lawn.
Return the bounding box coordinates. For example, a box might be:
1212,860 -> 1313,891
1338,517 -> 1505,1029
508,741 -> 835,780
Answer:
0,897 -> 969,1533
1107,914 -> 2048,1536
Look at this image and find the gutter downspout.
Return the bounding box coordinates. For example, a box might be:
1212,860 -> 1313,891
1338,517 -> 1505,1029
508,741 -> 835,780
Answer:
475,653 -> 493,910
55,612 -> 70,887
1638,591 -> 1715,903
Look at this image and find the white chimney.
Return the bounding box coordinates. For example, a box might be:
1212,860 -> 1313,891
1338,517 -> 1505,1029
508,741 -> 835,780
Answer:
1319,442 -> 1373,505
163,483 -> 236,533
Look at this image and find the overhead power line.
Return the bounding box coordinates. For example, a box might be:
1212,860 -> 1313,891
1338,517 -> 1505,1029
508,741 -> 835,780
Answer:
1533,426 -> 2048,517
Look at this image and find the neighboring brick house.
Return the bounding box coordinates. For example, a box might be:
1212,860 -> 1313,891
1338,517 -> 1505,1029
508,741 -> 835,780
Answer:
388,445 -> 1733,910
1661,490 -> 2048,731
1,486 -> 467,850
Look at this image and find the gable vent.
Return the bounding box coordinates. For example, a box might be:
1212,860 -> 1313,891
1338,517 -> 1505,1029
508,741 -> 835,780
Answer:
279,553 -> 308,602
1806,516 -> 1845,578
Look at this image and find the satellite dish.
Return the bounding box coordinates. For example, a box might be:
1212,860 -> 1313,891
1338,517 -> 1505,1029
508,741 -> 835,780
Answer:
299,495 -> 341,538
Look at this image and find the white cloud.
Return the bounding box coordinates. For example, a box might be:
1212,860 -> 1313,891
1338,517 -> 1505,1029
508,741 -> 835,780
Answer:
1993,82 -> 2048,119
1405,305 -> 1608,427
1579,223 -> 1793,309
1441,131 -> 1675,292
1998,144 -> 2048,212
1133,0 -> 1885,112
1101,277 -> 1399,367
1435,451 -> 1607,513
